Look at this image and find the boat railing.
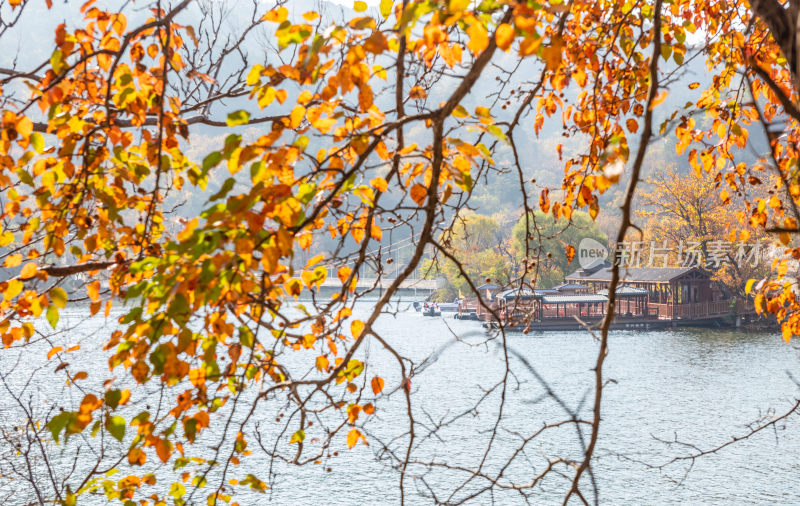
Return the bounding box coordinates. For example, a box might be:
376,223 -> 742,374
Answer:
650,301 -> 732,319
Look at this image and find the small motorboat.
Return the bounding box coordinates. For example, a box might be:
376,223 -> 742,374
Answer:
421,302 -> 441,317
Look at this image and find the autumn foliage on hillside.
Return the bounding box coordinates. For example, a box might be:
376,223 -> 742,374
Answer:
1,0 -> 800,503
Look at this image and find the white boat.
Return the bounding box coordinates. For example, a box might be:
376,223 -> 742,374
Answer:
421,303 -> 441,316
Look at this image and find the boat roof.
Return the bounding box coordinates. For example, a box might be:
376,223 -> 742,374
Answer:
597,286 -> 650,297
565,266 -> 708,283
498,289 -> 537,300
553,283 -> 590,291
542,294 -> 609,304
497,288 -> 558,300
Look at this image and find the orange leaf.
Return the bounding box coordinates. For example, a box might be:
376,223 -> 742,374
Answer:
410,184 -> 427,206
337,266 -> 352,284
87,280 -> 100,301
371,177 -> 388,192
542,36 -> 564,71
651,90 -> 668,109
626,118 -> 638,133
155,438 -> 172,463
565,245 -> 575,264
371,376 -> 384,395
128,448 -> 146,466
47,346 -> 63,360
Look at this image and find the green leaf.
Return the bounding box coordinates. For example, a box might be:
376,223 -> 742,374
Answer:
105,389 -> 122,409
30,132 -> 45,154
209,177 -> 235,202
241,474 -> 268,492
46,304 -> 59,329
250,160 -> 267,184
239,326 -> 254,348
106,416 -> 126,442
50,49 -> 64,74
50,287 -> 68,309
48,412 -> 72,444
297,183 -> 318,205
226,110 -> 250,127
202,151 -> 222,173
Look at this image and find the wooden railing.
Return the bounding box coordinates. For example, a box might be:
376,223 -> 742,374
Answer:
650,301 -> 732,319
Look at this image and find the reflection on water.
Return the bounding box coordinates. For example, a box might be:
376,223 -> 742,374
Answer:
0,303 -> 798,505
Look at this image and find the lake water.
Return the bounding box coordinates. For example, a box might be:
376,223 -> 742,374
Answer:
1,302 -> 799,505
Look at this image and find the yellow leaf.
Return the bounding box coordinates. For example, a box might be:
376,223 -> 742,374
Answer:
354,0 -> 367,12
19,262 -> 37,280
347,428 -> 363,449
495,23 -> 514,51
745,279 -> 756,294
452,105 -> 469,118
351,320 -> 365,339
475,106 -> 491,118
297,90 -> 313,105
290,106 -> 305,129
466,20 -> 488,55
263,7 -> 288,23
302,11 -> 320,21
519,36 -> 542,57
4,280 -> 23,301
4,254 -> 22,268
